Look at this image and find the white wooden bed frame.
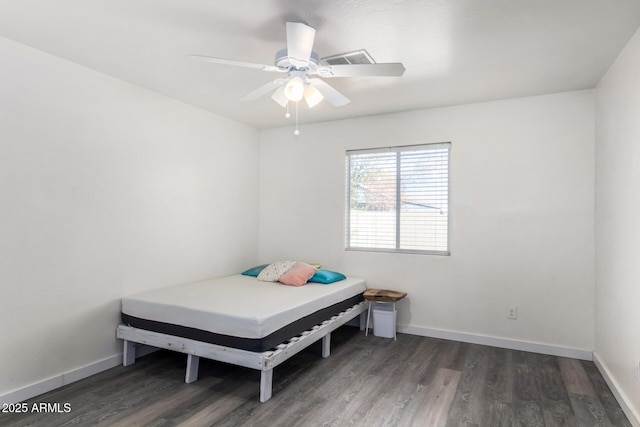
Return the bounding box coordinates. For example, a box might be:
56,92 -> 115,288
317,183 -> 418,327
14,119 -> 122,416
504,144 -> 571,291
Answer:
116,300 -> 367,402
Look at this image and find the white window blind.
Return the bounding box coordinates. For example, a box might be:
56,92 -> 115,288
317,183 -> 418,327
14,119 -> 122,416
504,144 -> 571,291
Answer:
345,143 -> 450,254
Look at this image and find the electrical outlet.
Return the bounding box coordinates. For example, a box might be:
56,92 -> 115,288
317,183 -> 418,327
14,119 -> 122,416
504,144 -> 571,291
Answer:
508,306 -> 518,320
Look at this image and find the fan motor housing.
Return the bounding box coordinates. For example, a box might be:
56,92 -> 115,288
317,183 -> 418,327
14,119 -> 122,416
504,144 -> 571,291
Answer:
275,49 -> 320,73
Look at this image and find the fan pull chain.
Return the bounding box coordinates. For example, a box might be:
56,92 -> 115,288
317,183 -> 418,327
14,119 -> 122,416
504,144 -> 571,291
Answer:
294,101 -> 300,136
285,102 -> 291,119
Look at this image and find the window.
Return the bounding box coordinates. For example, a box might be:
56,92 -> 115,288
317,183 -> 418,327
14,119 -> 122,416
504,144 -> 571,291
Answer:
345,143 -> 450,254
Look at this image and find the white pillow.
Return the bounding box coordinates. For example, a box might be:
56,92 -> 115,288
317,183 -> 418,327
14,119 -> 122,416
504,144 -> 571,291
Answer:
257,260 -> 296,282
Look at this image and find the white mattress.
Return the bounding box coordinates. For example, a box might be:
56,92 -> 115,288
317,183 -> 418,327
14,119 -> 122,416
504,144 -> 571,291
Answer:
121,274 -> 366,339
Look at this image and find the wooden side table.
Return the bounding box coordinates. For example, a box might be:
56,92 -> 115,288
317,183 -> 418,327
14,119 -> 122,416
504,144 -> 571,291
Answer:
363,289 -> 407,340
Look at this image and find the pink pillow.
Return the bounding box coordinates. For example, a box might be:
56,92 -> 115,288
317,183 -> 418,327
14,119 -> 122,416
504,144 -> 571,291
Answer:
278,262 -> 318,286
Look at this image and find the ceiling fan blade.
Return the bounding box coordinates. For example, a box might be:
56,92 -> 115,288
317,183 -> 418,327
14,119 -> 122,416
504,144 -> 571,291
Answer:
188,54 -> 283,72
241,80 -> 287,101
321,63 -> 406,77
309,79 -> 350,107
286,22 -> 316,68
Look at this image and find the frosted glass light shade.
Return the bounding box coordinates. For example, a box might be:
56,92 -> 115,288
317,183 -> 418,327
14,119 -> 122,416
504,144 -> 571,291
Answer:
304,85 -> 324,108
271,85 -> 288,107
284,76 -> 304,101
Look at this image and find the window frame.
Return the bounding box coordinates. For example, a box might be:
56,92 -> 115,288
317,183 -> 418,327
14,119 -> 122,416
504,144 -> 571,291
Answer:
345,142 -> 451,256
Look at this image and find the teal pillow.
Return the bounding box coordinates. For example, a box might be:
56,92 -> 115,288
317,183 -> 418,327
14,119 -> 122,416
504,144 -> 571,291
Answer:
241,264 -> 268,277
308,270 -> 346,284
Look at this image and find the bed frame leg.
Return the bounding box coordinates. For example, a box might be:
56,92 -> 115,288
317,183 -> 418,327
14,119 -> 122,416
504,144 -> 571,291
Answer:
359,310 -> 366,331
123,340 -> 136,366
322,333 -> 331,358
185,354 -> 200,384
260,369 -> 273,402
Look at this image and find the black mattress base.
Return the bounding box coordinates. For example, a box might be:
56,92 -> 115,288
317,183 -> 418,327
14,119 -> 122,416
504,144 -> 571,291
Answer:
121,293 -> 364,352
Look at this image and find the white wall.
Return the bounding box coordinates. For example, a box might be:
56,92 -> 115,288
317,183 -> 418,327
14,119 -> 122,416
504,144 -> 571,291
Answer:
595,26 -> 640,422
259,91 -> 594,354
0,37 -> 259,400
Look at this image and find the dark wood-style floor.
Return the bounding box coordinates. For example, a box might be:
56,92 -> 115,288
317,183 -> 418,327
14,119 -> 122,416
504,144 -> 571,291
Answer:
1,327 -> 631,426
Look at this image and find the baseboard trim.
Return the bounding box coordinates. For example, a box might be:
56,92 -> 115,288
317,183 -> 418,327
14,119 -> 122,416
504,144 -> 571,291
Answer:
0,354 -> 122,406
397,324 -> 593,360
0,345 -> 157,406
593,352 -> 640,427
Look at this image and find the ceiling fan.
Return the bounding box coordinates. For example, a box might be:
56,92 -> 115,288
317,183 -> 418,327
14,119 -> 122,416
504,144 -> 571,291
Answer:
189,21 -> 406,110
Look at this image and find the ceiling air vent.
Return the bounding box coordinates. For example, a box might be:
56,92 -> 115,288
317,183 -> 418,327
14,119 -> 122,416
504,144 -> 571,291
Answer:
322,49 -> 375,65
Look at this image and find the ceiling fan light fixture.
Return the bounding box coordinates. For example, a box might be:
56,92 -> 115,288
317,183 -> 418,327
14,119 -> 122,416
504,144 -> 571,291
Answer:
304,85 -> 324,108
284,76 -> 305,102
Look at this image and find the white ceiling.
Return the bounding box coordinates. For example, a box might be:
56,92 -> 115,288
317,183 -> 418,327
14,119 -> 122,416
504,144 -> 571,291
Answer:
1,0 -> 639,129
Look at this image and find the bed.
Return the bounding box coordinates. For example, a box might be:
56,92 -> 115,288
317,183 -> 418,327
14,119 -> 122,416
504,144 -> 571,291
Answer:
116,273 -> 367,402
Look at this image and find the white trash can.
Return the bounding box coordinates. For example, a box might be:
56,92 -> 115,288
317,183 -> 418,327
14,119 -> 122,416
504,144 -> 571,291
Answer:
372,304 -> 396,338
